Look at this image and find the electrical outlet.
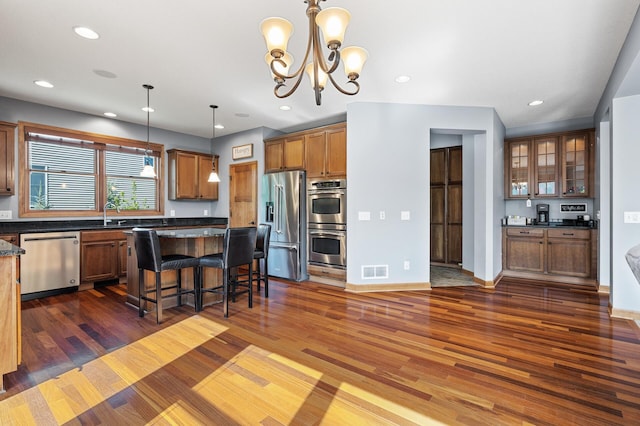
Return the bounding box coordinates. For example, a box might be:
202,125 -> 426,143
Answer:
379,211 -> 385,220
0,210 -> 12,220
170,209 -> 175,217
403,260 -> 410,270
204,209 -> 208,216
401,211 -> 410,221
624,211 -> 640,223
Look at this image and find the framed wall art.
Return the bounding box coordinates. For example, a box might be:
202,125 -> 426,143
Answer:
232,143 -> 253,160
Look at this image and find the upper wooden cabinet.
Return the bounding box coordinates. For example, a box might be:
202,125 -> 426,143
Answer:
167,149 -> 219,200
305,125 -> 347,178
505,129 -> 594,199
264,136 -> 305,172
265,123 -> 346,177
0,122 -> 16,196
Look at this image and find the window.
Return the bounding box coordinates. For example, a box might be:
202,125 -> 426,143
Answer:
19,122 -> 164,218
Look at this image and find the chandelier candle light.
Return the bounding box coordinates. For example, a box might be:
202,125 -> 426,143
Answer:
261,0 -> 368,105
207,105 -> 220,183
140,84 -> 156,178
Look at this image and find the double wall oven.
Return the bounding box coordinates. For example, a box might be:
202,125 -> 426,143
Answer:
307,178 -> 346,269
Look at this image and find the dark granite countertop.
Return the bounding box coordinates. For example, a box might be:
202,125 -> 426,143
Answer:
0,217 -> 228,235
503,219 -> 597,230
0,239 -> 25,256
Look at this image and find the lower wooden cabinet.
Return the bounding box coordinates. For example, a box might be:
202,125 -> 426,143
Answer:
546,229 -> 591,277
0,253 -> 20,389
504,228 -> 545,273
503,227 -> 596,284
81,230 -> 127,284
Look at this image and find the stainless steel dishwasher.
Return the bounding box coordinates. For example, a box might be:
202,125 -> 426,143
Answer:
20,231 -> 80,300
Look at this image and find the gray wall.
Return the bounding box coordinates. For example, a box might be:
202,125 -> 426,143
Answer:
346,102 -> 504,286
593,8 -> 640,315
0,96 -> 248,220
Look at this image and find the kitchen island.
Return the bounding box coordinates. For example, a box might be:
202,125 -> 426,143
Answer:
0,239 -> 25,393
125,227 -> 226,310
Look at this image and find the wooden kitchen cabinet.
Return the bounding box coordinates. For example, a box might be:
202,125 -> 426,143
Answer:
503,227 -> 596,284
504,227 -> 545,273
505,129 -> 594,199
264,136 -> 305,172
0,121 -> 16,196
546,228 -> 591,277
81,230 -> 126,284
167,149 -> 219,200
561,131 -> 593,197
305,124 -> 347,178
0,249 -> 22,391
265,122 -> 346,176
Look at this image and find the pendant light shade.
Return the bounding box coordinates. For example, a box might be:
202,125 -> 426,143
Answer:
140,84 -> 156,178
207,104 -> 220,183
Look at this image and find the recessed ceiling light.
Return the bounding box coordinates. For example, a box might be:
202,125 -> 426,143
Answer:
94,69 -> 117,79
214,124 -> 224,129
34,80 -> 54,88
395,75 -> 411,83
528,100 -> 544,106
73,26 -> 100,40
142,107 -> 155,112
280,105 -> 291,111
104,112 -> 117,118
235,113 -> 250,118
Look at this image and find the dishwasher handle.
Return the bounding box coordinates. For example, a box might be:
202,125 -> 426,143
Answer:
23,235 -> 79,242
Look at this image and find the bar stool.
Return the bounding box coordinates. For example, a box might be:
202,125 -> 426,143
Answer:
253,223 -> 272,297
199,227 -> 257,318
133,228 -> 200,324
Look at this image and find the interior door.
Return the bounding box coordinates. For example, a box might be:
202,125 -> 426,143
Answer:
229,161 -> 258,228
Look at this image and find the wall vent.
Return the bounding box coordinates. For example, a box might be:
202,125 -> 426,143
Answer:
361,265 -> 389,279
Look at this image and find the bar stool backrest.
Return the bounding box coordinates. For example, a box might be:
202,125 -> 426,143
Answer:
256,223 -> 271,256
133,228 -> 162,272
223,227 -> 257,269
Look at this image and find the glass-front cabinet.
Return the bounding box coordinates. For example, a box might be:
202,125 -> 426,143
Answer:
533,137 -> 558,197
561,133 -> 588,196
507,140 -> 530,198
505,129 -> 593,200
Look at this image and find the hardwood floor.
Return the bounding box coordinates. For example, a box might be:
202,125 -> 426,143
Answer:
1,278 -> 640,425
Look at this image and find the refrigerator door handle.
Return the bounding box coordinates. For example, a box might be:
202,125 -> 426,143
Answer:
274,184 -> 282,234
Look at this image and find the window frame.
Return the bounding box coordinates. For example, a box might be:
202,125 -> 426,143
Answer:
18,121 -> 165,218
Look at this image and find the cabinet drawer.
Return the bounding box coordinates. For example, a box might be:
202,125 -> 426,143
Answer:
547,229 -> 590,240
81,230 -> 126,242
506,228 -> 544,237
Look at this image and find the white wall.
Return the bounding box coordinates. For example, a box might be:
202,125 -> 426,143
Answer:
346,102 -> 504,287
611,95 -> 640,311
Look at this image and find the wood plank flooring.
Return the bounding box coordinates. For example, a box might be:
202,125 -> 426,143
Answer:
1,278 -> 640,425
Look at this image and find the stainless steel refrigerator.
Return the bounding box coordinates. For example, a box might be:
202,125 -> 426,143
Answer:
262,170 -> 308,282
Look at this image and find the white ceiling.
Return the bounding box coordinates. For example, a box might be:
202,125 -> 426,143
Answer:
1,0 -> 639,141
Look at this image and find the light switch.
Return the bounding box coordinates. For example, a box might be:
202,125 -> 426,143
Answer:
379,211 -> 386,220
401,211 -> 410,221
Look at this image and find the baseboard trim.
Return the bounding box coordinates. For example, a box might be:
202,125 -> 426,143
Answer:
345,282 -> 431,293
610,305 -> 640,320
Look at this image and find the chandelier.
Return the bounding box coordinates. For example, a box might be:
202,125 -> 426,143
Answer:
260,0 -> 368,105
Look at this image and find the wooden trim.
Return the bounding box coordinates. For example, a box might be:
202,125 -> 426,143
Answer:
17,121 -> 165,218
344,282 -> 431,292
264,122 -> 346,143
610,306 -> 640,320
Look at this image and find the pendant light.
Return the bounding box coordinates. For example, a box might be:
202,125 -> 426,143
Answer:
207,104 -> 221,183
140,84 -> 157,178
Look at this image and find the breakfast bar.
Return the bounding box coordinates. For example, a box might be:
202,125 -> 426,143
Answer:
125,227 -> 226,310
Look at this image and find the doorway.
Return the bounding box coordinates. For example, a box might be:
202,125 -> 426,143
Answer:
430,146 -> 462,266
229,161 -> 258,228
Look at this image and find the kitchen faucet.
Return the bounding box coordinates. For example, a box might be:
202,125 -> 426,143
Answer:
103,202 -> 120,226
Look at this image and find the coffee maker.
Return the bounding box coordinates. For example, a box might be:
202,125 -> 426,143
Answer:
536,203 -> 549,225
